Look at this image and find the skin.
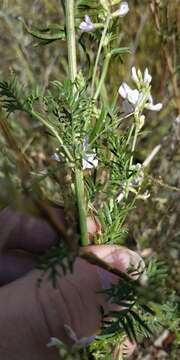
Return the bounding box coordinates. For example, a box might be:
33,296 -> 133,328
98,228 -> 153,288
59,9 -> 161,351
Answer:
0,208 -> 140,359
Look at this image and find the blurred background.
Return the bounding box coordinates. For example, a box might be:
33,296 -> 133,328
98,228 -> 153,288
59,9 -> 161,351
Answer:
0,0 -> 179,358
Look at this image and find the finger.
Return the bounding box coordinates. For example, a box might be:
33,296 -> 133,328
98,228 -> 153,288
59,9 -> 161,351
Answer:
0,208 -> 100,253
0,251 -> 36,286
82,244 -> 145,287
0,245 -> 142,359
0,209 -> 101,286
0,207 -> 62,253
38,245 -> 144,345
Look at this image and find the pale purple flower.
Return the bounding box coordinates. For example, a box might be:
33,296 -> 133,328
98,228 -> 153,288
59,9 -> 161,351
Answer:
119,82 -> 141,106
119,80 -> 162,113
64,325 -> 95,349
82,137 -> 98,170
79,15 -> 95,32
119,1 -> 129,17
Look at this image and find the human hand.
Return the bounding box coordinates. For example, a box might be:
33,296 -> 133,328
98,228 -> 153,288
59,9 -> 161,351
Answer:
0,207 -> 142,359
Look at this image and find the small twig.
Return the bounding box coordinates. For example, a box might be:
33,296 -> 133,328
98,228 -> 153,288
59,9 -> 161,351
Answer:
143,144 -> 162,168
80,250 -> 142,284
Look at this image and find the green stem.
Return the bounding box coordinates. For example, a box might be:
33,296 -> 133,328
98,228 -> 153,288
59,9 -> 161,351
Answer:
65,0 -> 77,82
130,121 -> 139,167
65,0 -> 88,246
125,120 -> 140,197
126,123 -> 135,146
94,52 -> 111,100
75,168 -> 88,246
91,15 -> 111,97
31,110 -> 73,162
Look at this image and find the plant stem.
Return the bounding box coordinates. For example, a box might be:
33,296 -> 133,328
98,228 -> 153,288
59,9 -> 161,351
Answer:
65,0 -> 88,246
65,0 -> 77,82
75,168 -> 88,246
91,15 -> 111,97
94,52 -> 111,100
130,122 -> 139,167
126,123 -> 135,146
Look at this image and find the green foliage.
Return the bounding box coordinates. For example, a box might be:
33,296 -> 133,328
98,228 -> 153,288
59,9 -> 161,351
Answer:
0,77 -> 26,114
37,241 -> 74,288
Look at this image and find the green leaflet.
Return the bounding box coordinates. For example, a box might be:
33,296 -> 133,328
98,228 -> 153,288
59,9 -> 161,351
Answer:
23,21 -> 65,45
110,47 -> 131,56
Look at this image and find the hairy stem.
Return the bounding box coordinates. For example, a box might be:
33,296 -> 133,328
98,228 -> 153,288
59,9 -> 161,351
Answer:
65,0 -> 88,246
75,168 -> 88,246
65,0 -> 77,82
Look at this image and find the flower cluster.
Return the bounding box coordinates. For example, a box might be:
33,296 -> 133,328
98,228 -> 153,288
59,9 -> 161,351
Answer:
119,67 -> 163,115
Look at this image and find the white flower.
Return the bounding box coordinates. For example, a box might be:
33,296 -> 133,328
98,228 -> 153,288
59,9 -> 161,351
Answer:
127,88 -> 140,105
119,72 -> 162,113
143,68 -> 152,85
119,1 -> 129,17
145,101 -> 163,111
122,99 -> 134,114
131,67 -> 152,86
79,15 -> 95,32
145,95 -> 162,111
119,82 -> 141,106
175,114 -> 180,124
82,137 -> 98,170
118,82 -> 131,99
83,151 -> 98,170
131,66 -> 139,84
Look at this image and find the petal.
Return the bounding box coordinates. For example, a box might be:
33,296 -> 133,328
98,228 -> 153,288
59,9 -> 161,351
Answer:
144,68 -> 152,84
118,82 -> 131,99
85,15 -> 92,24
79,21 -> 89,31
145,102 -> 163,111
79,16 -> 95,32
131,66 -> 139,84
148,94 -> 153,104
122,99 -> 134,114
83,153 -> 98,170
127,89 -> 140,105
119,1 -> 129,17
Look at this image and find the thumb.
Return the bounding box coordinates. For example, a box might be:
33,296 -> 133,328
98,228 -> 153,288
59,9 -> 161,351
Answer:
44,245 -> 145,347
